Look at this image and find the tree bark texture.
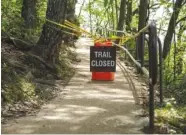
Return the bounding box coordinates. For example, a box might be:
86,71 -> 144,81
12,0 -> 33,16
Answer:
32,0 -> 67,63
136,0 -> 148,69
66,0 -> 76,21
115,0 -> 119,25
163,0 -> 183,59
126,0 -> 132,31
116,0 -> 126,44
21,0 -> 37,28
138,0 -> 148,32
64,0 -> 77,44
175,24 -> 186,75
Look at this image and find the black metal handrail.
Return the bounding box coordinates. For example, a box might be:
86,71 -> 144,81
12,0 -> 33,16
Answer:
114,22 -> 163,130
136,22 -> 163,130
148,22 -> 158,129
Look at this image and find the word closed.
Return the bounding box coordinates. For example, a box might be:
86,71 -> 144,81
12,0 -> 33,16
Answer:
90,46 -> 116,72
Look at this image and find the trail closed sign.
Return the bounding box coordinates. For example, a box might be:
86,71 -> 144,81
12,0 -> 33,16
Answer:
90,46 -> 116,72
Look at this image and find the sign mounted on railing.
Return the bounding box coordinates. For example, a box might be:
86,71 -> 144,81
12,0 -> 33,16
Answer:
90,46 -> 116,72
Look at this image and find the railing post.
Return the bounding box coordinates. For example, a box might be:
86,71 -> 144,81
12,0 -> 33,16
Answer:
158,37 -> 163,104
149,80 -> 154,130
136,33 -> 145,73
148,22 -> 158,131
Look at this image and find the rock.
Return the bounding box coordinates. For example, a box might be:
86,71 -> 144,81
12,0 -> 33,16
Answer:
169,129 -> 176,134
23,101 -> 32,106
10,107 -> 16,112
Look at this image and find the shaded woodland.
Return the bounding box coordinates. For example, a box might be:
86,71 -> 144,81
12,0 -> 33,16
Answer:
1,0 -> 186,133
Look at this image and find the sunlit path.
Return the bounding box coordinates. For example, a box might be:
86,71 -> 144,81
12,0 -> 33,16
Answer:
2,38 -> 148,134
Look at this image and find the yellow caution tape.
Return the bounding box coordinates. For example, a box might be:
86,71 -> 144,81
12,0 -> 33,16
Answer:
65,20 -> 98,39
46,19 -> 80,33
46,24 -> 79,36
46,19 -> 150,46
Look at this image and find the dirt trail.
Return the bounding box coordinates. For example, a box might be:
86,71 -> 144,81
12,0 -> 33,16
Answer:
2,38 -> 148,134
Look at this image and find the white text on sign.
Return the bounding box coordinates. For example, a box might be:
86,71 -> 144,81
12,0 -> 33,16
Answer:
94,51 -> 112,58
90,46 -> 116,72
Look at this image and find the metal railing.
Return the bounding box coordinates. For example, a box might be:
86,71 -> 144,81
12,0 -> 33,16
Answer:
113,21 -> 163,130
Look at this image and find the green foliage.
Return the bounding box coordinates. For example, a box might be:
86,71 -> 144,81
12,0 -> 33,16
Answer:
163,40 -> 186,104
155,104 -> 186,133
2,63 -> 36,103
56,45 -> 77,80
82,0 -> 118,36
2,0 -> 24,36
81,0 -> 139,37
1,0 -> 47,42
159,0 -> 173,8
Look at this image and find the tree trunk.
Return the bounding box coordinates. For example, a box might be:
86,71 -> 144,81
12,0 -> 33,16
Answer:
126,0 -> 132,31
175,24 -> 186,75
136,0 -> 148,70
66,0 -> 76,21
89,0 -> 93,34
116,0 -> 126,44
163,0 -> 183,59
112,3 -> 115,32
115,0 -> 119,25
107,12 -> 111,37
64,0 -> 77,44
138,0 -> 148,32
32,0 -> 67,63
78,0 -> 86,18
21,0 -> 37,28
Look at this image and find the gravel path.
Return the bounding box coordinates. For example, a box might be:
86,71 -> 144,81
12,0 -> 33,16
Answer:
2,38 -> 148,134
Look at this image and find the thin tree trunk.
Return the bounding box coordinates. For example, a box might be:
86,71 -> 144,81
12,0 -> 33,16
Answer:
126,0 -> 132,31
116,0 -> 126,44
112,3 -> 115,32
89,0 -> 93,34
66,0 -> 76,21
64,0 -> 77,44
138,0 -> 148,32
78,0 -> 86,18
163,0 -> 183,59
21,0 -> 37,28
136,0 -> 148,70
95,15 -> 100,34
175,24 -> 186,75
32,0 -> 67,63
115,0 -> 119,24
107,12 -> 111,37
104,21 -> 109,37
